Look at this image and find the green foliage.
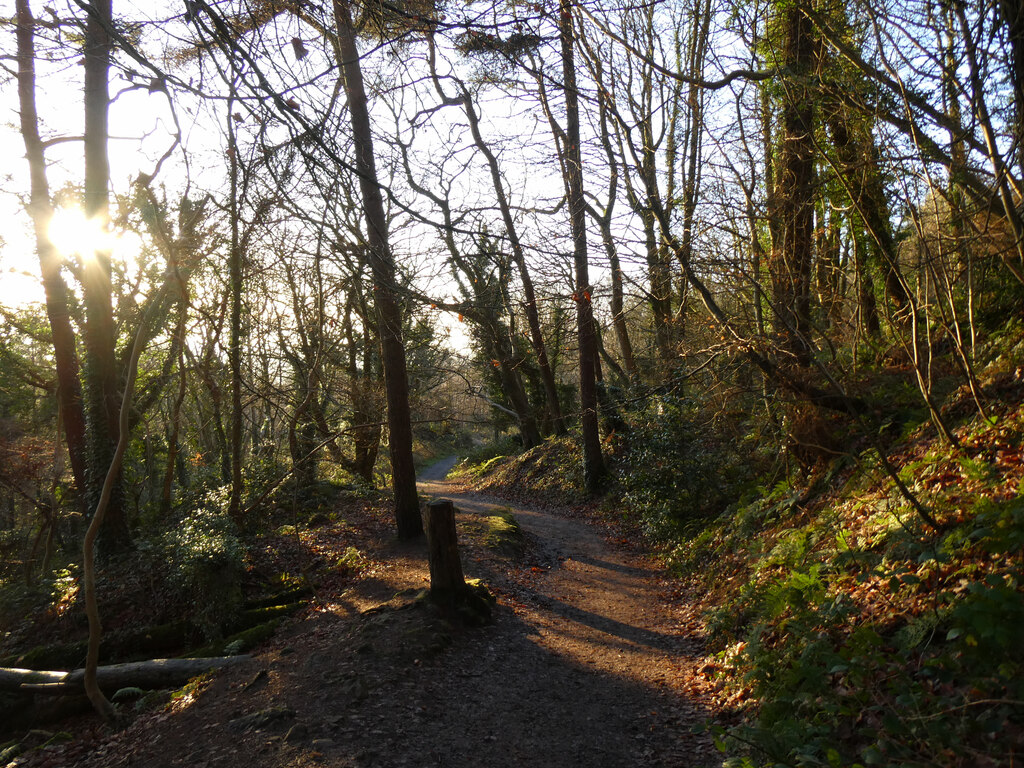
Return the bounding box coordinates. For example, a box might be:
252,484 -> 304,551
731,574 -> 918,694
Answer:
640,333 -> 1024,767
620,396 -> 759,541
703,488 -> 1024,767
334,545 -> 368,575
455,435 -> 522,478
265,478 -> 348,522
155,487 -> 245,640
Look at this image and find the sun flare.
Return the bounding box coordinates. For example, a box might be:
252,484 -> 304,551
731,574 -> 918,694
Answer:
47,207 -> 114,259
46,207 -> 143,273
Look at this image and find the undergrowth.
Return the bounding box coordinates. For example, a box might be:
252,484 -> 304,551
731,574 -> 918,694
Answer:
650,338 -> 1024,767
151,489 -> 246,640
463,433 -> 586,503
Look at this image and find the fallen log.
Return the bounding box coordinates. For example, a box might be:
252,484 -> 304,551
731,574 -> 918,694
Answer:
4,602 -> 305,671
0,656 -> 250,695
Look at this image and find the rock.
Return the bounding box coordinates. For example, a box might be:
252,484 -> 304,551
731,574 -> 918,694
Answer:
342,675 -> 369,702
228,706 -> 296,731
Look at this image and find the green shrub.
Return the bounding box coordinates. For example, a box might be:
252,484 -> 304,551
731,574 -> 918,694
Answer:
158,487 -> 245,639
620,396 -> 759,540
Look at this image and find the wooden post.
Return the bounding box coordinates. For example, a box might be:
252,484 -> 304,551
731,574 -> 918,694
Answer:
424,499 -> 465,594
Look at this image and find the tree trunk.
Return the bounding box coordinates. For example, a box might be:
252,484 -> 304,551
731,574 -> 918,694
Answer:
768,3 -> 816,366
485,322 -> 542,448
399,128 -> 544,447
854,234 -> 881,339
675,0 -> 712,342
560,0 -> 606,492
334,0 -> 421,538
345,297 -> 382,485
641,209 -> 674,368
455,81 -> 566,435
15,0 -> 89,502
825,105 -> 908,321
587,77 -> 638,378
227,100 -> 246,523
424,499 -> 465,594
160,345 -> 187,518
596,215 -> 638,379
82,278 -> 169,722
82,0 -> 129,555
1002,0 -> 1024,179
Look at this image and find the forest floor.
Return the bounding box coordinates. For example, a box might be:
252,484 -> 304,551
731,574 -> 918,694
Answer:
9,457 -> 720,767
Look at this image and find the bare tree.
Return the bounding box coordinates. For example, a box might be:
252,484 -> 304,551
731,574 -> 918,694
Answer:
333,0 -> 421,538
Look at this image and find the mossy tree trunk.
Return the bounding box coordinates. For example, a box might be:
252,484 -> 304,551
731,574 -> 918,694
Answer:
83,0 -> 130,555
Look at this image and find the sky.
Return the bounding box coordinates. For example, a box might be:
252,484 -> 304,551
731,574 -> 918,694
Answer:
0,0 -> 702,371
0,7 -> 181,308
0,0 -> 486,353
1,0 -> 589,367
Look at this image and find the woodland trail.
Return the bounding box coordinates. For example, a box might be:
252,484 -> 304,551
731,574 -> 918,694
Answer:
409,457 -> 717,766
35,458 -> 716,768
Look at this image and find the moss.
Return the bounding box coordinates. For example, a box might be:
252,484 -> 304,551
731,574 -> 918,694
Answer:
14,641 -> 88,671
422,578 -> 496,628
482,509 -> 524,556
169,671 -> 214,704
0,742 -> 21,763
189,619 -> 281,658
233,602 -> 305,630
243,584 -> 314,610
454,579 -> 497,626
8,600 -> 307,670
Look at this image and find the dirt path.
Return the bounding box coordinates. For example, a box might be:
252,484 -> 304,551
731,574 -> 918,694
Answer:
22,458 -> 716,768
411,459 -> 717,767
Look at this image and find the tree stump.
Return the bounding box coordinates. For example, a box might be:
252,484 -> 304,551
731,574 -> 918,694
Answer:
424,499 -> 465,594
423,499 -> 494,625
